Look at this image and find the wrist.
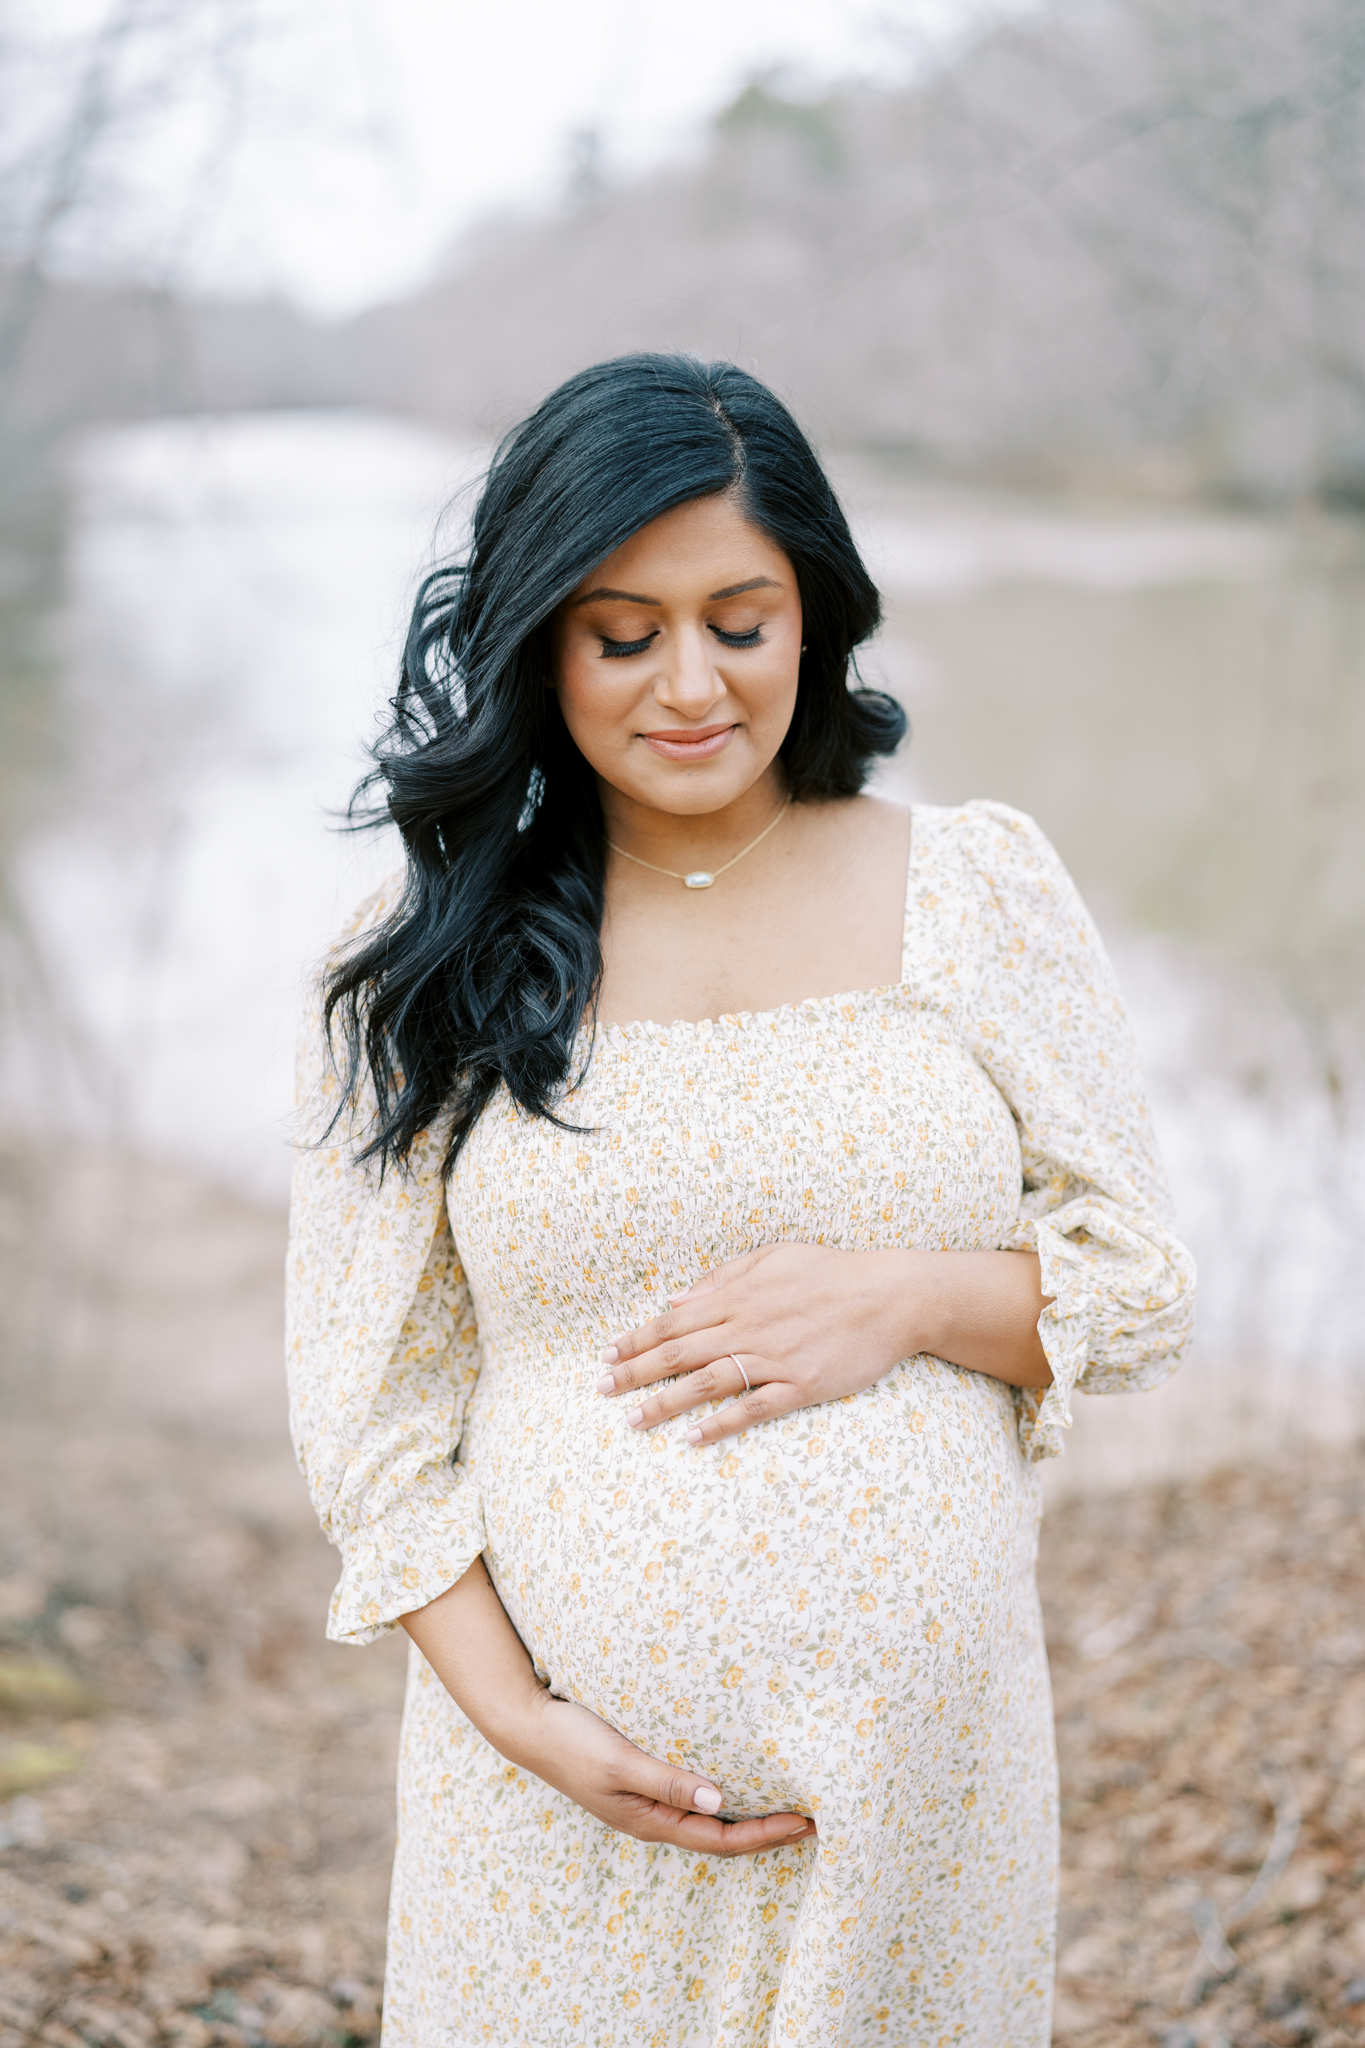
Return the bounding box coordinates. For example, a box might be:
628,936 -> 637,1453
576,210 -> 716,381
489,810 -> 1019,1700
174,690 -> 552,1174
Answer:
484,1670 -> 556,1767
399,1558 -> 552,1765
870,1248 -> 950,1360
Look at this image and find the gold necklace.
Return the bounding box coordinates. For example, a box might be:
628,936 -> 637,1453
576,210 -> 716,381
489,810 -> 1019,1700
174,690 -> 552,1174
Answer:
606,795 -> 792,890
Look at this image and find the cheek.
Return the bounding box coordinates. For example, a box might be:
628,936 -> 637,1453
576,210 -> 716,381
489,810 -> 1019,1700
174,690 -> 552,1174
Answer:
554,652 -> 632,765
742,643 -> 802,731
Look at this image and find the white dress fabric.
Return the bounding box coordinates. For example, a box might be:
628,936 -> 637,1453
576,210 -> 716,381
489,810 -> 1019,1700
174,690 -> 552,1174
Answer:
285,800 -> 1195,2048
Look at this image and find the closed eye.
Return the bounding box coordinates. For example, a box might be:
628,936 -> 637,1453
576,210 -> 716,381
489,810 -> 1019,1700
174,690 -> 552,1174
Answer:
599,633 -> 657,658
598,623 -> 764,656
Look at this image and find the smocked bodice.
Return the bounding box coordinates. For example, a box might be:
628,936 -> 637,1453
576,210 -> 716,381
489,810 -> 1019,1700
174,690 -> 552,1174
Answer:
447,985 -> 1024,1362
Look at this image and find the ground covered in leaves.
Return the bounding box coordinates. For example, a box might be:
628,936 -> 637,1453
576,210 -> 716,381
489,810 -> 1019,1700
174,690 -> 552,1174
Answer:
1042,1456 -> 1365,2047
0,1142 -> 1362,2047
0,1418 -> 402,2048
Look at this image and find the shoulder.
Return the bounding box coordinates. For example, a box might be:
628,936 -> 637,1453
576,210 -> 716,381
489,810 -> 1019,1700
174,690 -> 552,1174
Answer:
907,798 -> 1082,912
799,792 -> 908,840
909,798 -> 1058,878
905,799 -> 1105,982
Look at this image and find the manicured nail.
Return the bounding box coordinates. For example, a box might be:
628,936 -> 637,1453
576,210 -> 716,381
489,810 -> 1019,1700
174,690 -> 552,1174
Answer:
778,1821 -> 811,1838
686,1427 -> 703,1445
626,1408 -> 644,1428
600,1345 -> 619,1364
596,1373 -> 616,1395
692,1785 -> 722,1814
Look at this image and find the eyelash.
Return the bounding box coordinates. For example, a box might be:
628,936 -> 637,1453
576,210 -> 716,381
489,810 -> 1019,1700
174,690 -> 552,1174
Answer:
598,625 -> 764,658
599,635 -> 655,658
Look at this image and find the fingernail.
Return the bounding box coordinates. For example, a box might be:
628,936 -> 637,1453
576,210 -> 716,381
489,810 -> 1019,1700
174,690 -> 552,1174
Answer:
600,1345 -> 619,1364
778,1821 -> 811,1838
692,1785 -> 722,1814
625,1408 -> 644,1428
685,1427 -> 703,1445
596,1373 -> 616,1395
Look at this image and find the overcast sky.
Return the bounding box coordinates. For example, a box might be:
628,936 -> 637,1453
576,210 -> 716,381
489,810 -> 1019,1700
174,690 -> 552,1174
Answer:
6,0 -> 1025,316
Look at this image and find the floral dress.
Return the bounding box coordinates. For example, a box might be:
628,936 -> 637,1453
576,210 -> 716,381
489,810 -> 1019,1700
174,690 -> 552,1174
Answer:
286,801 -> 1194,2048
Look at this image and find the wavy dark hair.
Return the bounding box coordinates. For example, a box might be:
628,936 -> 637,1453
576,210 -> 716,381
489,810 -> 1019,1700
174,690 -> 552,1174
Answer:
325,352 -> 905,1175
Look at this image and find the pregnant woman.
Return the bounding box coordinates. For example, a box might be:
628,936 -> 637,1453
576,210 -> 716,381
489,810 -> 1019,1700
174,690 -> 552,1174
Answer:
286,354 -> 1195,2047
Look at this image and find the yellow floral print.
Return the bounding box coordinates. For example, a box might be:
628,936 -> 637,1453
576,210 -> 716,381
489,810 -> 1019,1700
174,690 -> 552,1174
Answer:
286,801 -> 1194,2047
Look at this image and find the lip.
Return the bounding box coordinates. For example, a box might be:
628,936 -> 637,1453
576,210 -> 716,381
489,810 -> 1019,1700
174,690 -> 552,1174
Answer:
639,723 -> 737,762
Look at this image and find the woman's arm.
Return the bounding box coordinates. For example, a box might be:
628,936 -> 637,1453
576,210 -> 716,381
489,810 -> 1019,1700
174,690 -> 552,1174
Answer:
287,889 -> 488,1647
596,1242 -> 1050,1448
399,1560 -> 817,1857
601,802 -> 1197,1460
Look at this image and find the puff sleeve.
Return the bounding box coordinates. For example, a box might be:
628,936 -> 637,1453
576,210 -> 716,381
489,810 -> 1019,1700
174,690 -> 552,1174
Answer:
908,801 -> 1196,1460
285,883 -> 487,1643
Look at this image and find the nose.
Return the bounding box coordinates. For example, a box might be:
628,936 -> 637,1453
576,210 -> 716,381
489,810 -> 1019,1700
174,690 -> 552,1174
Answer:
652,621 -> 727,721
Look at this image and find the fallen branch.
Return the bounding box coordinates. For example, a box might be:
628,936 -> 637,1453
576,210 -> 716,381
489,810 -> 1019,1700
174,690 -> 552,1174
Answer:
1180,1760 -> 1301,2009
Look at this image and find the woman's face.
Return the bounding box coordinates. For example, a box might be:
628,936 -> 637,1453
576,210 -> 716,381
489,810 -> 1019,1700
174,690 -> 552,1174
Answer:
551,492 -> 803,818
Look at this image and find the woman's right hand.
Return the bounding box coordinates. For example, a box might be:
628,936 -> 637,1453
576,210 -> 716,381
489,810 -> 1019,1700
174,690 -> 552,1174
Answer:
400,1555 -> 815,1859
509,1686 -> 817,1858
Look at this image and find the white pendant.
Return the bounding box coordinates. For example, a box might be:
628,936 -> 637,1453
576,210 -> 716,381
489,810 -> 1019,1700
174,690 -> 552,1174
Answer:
684,871 -> 716,890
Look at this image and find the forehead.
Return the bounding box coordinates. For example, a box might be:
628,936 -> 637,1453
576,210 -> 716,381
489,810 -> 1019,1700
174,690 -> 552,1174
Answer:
571,493 -> 790,598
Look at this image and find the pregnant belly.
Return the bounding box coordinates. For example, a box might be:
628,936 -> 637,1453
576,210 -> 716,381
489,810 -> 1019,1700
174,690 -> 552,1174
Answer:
464,1349 -> 1043,1821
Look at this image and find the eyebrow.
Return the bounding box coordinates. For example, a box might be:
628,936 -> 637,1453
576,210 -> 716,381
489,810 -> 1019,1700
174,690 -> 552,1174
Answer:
709,576 -> 781,600
570,575 -> 781,608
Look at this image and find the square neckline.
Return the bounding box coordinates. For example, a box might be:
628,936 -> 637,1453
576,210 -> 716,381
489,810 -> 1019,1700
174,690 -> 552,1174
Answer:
583,805 -> 920,1046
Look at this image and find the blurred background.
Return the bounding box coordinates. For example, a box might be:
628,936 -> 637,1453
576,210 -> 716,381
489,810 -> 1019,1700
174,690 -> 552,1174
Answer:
1,4 -> 1363,2047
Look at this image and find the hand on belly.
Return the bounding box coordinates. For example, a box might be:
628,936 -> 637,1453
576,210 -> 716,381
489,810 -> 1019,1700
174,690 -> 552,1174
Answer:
511,1688 -> 820,1852
596,1238 -> 1051,1440
597,1241 -> 917,1445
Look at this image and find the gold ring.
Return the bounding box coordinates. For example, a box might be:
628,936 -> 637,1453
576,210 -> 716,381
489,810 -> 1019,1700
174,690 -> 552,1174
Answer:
728,1353 -> 751,1392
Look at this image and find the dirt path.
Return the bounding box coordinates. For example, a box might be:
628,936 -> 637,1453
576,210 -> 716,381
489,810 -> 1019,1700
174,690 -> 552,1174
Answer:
1,1142 -> 1362,2047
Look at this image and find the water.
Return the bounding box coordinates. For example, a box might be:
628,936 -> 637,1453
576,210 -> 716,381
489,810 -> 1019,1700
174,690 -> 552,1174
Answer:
4,411 -> 1361,1486
5,415 -> 479,1191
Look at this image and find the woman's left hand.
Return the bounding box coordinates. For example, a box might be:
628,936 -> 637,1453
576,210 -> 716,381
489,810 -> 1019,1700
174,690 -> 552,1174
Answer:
596,1243 -> 928,1446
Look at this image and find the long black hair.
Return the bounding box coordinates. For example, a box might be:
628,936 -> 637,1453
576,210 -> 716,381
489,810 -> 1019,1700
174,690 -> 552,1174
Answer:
325,353 -> 905,1175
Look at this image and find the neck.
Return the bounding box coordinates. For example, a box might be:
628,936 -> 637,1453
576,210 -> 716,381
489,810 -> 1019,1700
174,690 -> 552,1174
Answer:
599,768 -> 789,868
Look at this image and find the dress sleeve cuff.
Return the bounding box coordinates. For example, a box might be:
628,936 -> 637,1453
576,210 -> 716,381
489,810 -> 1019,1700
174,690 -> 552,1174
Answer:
325,1463 -> 486,1646
1002,1198 -> 1194,1460
1004,1213 -> 1096,1463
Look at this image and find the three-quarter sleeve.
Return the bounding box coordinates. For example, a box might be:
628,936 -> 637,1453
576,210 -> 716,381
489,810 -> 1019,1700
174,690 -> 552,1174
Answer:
909,801 -> 1196,1460
285,887 -> 486,1645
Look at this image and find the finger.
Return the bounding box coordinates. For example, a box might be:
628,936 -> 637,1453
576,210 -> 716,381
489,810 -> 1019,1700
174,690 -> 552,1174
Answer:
601,1244 -> 781,1369
614,1755 -> 728,1817
598,1326 -> 737,1398
598,1295 -> 728,1378
622,1356 -> 755,1430
685,1382 -> 793,1446
606,1739 -> 817,1854
637,1807 -> 817,1857
699,1812 -> 817,1857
